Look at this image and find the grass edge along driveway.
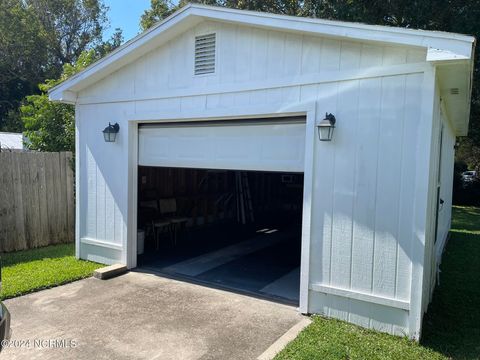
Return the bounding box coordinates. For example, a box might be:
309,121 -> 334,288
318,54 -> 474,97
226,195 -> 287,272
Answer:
1,243 -> 102,300
275,206 -> 480,360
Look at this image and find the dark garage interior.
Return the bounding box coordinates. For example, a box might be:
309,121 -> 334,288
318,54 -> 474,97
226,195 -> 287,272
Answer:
137,166 -> 303,304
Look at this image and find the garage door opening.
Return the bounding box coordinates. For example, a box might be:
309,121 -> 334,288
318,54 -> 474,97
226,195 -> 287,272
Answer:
136,166 -> 303,305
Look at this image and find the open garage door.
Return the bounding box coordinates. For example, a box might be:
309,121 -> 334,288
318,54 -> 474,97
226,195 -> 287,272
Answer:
138,117 -> 306,172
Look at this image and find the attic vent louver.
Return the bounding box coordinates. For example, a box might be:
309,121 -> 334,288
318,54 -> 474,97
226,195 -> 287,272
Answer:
195,33 -> 216,75
450,88 -> 460,95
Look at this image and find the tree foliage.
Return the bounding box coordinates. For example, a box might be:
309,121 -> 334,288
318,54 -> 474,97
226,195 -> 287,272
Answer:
140,0 -> 175,31
20,50 -> 98,152
0,0 -> 108,131
0,0 -> 50,129
20,28 -> 123,153
28,0 -> 108,67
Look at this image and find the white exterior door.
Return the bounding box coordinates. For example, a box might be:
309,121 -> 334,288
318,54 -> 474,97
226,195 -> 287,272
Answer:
138,118 -> 306,172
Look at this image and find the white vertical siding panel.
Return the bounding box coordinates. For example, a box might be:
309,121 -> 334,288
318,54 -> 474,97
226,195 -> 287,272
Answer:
310,82 -> 338,318
219,93 -> 236,108
299,84 -> 318,103
248,89 -> 268,106
152,46 -> 170,91
135,98 -> 182,115
96,165 -> 106,241
219,24 -> 237,83
310,82 -> 337,288
206,94 -> 221,109
330,80 -> 360,321
267,31 -> 285,79
382,46 -> 407,65
113,203 -> 123,245
281,86 -> 300,103
86,147 -> 97,239
168,35 -> 189,89
339,41 -> 362,69
283,33 -> 303,78
350,78 -> 382,294
372,76 -> 406,301
396,73 -> 422,302
181,96 -> 206,112
319,39 -> 341,71
329,80 -> 359,320
105,185 -> 115,243
329,80 -> 359,288
135,46 -> 168,95
301,36 -> 322,74
360,44 -> 383,67
235,27 -> 252,82
249,28 -> 268,81
184,29 -> 195,83
265,88 -> 283,104
234,91 -> 250,107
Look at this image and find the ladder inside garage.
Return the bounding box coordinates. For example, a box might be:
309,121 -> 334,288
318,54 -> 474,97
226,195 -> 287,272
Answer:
235,171 -> 254,224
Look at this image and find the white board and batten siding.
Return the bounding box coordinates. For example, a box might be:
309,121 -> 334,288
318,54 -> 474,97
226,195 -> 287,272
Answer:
71,17 -> 459,339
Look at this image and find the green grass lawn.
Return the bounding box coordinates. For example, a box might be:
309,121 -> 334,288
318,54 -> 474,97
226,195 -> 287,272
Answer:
421,206 -> 480,359
1,243 -> 102,300
275,206 -> 480,360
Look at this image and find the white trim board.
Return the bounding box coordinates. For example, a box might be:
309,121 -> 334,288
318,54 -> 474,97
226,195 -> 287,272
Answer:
80,237 -> 123,251
310,283 -> 410,311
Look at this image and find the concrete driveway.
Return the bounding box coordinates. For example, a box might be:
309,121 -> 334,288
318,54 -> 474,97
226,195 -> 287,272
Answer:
3,271 -> 304,360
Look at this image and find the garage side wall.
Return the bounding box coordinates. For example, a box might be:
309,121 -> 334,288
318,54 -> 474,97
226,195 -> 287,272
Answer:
422,86 -> 456,313
76,103 -> 134,265
75,21 -> 431,336
307,72 -> 427,337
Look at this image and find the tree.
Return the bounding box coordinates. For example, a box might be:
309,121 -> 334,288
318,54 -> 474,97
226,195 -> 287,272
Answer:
95,28 -> 123,57
0,0 -> 50,130
20,50 -> 98,152
21,30 -> 123,153
140,0 -> 176,31
0,0 -> 109,132
27,0 -> 108,69
140,0 -> 219,31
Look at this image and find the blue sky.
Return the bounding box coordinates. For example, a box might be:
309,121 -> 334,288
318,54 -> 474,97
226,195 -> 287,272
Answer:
103,0 -> 153,42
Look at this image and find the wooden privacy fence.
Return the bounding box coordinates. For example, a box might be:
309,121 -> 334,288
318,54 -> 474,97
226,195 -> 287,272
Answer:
0,151 -> 74,252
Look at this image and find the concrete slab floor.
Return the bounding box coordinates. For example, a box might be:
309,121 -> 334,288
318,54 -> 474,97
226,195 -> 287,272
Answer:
3,272 -> 305,360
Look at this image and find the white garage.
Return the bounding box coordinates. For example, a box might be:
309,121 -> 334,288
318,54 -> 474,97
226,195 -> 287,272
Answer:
49,4 -> 475,339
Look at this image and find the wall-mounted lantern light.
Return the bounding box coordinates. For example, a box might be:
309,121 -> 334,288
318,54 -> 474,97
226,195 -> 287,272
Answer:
103,122 -> 120,143
316,113 -> 336,141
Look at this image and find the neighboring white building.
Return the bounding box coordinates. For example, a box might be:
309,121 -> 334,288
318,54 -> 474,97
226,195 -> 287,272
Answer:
0,132 -> 24,151
49,4 -> 475,339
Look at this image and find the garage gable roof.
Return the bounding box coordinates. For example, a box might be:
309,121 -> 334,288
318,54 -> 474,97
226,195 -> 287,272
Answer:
49,4 -> 475,134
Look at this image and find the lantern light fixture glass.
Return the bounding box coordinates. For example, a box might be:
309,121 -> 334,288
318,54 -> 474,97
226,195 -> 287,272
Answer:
317,113 -> 336,141
103,122 -> 120,143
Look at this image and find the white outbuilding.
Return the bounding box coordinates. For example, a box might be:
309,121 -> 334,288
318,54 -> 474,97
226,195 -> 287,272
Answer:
49,4 -> 475,339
